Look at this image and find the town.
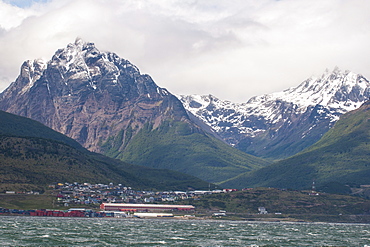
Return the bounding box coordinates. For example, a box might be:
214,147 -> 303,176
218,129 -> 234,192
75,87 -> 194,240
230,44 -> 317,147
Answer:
0,182 -> 239,218
50,182 -> 237,207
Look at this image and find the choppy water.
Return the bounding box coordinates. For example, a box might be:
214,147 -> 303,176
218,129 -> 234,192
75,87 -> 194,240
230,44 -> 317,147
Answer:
1,216 -> 370,246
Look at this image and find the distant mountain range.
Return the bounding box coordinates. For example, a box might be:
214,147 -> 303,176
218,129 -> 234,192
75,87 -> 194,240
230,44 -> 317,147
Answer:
179,68 -> 370,159
0,38 -> 268,185
219,99 -> 370,190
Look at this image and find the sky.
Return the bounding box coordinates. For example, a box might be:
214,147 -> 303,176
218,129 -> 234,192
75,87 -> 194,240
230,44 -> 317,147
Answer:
0,0 -> 370,102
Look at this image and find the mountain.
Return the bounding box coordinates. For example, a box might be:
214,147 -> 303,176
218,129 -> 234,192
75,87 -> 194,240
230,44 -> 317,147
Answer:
0,38 -> 269,184
0,110 -> 212,192
219,100 -> 370,190
179,68 -> 370,159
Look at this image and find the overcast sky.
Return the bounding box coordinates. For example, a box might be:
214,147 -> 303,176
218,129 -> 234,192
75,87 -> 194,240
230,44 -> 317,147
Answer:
0,0 -> 369,102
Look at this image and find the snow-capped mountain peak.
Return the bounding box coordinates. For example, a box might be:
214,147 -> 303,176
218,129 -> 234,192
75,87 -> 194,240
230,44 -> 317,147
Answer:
178,68 -> 370,159
6,58 -> 47,96
0,38 -> 182,152
28,38 -> 172,99
286,68 -> 369,109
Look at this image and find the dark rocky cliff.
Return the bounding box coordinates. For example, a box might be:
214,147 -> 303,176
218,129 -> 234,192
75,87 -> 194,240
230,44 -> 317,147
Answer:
0,38 -> 192,152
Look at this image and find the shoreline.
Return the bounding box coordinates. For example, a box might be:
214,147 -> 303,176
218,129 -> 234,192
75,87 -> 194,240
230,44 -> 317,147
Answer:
1,212 -> 370,224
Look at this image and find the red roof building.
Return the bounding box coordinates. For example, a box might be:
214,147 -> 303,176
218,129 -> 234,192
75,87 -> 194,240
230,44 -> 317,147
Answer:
100,203 -> 195,212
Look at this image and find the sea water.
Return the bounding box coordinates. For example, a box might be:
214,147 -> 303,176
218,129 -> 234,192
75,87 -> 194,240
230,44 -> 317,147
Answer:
0,216 -> 370,246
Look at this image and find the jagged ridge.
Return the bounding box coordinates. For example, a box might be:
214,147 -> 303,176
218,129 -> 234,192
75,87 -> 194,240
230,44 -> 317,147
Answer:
0,38 -> 186,151
179,68 -> 370,159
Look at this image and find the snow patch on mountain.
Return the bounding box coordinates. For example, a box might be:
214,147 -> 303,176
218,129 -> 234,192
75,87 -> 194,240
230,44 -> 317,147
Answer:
178,68 -> 370,148
20,59 -> 47,95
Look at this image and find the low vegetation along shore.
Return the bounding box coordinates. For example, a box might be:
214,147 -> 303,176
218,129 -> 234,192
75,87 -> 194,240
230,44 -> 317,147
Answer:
1,187 -> 370,223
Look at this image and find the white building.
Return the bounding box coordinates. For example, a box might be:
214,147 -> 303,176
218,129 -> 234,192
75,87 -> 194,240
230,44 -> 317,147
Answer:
258,207 -> 268,214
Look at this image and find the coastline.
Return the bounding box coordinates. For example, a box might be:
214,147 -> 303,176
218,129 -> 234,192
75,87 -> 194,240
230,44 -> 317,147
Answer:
1,210 -> 370,224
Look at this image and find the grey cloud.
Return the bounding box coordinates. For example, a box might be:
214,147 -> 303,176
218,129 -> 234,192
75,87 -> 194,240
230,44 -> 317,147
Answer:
0,0 -> 370,103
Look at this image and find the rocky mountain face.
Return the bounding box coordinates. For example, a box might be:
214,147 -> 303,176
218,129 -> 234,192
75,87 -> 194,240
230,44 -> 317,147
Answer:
0,38 -> 189,152
179,68 -> 370,159
0,38 -> 268,184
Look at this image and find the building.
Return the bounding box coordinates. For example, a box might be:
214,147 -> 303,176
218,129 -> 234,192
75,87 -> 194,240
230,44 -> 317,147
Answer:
134,212 -> 174,218
258,207 -> 268,214
100,203 -> 195,212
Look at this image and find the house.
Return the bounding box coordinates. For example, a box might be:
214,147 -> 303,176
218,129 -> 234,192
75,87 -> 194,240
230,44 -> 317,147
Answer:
258,207 -> 268,214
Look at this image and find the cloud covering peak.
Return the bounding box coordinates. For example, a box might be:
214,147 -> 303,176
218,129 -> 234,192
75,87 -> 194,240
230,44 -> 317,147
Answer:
1,0 -> 370,102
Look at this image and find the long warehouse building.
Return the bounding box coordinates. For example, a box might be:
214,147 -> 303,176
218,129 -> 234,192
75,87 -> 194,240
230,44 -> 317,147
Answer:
100,203 -> 195,212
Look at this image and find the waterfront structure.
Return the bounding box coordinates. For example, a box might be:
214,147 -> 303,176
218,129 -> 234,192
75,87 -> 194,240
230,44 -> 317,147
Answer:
100,203 -> 195,212
134,212 -> 174,218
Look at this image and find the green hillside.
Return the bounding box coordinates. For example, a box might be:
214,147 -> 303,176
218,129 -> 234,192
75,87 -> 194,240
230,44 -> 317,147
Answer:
0,111 -> 210,191
0,136 -> 127,192
185,187 -> 370,215
220,101 -> 370,190
0,110 -> 83,151
102,121 -> 270,184
181,188 -> 370,222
